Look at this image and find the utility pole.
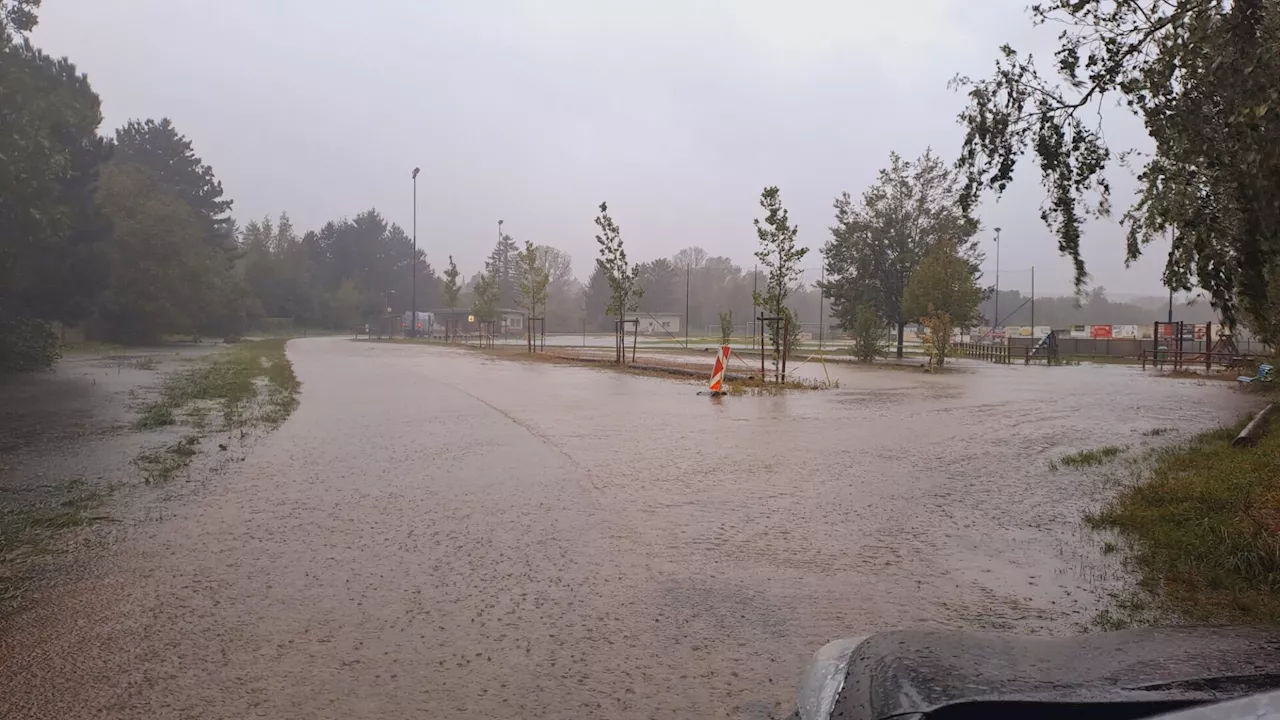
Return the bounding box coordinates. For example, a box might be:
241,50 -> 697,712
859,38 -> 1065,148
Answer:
751,264 -> 758,341
684,263 -> 690,348
411,167 -> 420,337
993,227 -> 1001,331
497,219 -> 504,333
1030,266 -> 1035,334
1168,288 -> 1174,323
818,257 -> 825,350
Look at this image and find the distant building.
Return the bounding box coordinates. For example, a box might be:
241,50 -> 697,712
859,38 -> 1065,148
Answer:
426,308 -> 526,335
624,313 -> 681,335
400,311 -> 434,334
498,309 -> 524,334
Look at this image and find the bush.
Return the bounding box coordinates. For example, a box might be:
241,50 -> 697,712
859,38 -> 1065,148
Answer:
850,304 -> 887,362
0,317 -> 61,372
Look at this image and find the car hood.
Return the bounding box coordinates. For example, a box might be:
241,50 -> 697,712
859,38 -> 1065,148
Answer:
811,627 -> 1280,720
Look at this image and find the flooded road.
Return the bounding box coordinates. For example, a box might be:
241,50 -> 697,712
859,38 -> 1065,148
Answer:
1,338 -> 1255,719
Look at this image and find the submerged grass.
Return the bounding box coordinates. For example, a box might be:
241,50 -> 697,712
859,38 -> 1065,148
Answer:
2,339 -> 302,618
134,338 -> 299,431
1057,445 -> 1126,468
0,479 -> 113,612
725,376 -> 837,395
1088,418 -> 1280,624
133,434 -> 202,485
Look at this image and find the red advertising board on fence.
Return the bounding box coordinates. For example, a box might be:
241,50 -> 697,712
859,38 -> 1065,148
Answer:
1090,325 -> 1113,339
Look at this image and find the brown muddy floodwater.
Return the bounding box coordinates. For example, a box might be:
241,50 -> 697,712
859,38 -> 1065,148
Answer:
0,338 -> 1256,719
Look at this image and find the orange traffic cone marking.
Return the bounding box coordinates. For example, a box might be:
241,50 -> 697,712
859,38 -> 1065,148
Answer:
708,345 -> 730,394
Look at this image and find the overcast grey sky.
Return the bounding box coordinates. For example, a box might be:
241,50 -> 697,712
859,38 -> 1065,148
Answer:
34,0 -> 1171,296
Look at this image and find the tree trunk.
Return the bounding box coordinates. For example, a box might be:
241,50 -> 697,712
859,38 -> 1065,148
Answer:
896,321 -> 905,359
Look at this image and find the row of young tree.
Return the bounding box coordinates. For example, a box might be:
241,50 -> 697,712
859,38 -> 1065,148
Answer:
576,151 -> 985,368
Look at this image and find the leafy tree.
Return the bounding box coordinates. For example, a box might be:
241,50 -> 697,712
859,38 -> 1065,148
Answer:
672,246 -> 709,272
718,310 -> 734,344
331,279 -> 363,331
471,271 -> 500,323
821,149 -> 979,358
516,240 -> 550,321
0,318 -> 58,372
1,0 -> 39,34
114,118 -> 236,254
0,22 -> 110,369
752,186 -> 808,361
902,241 -> 984,369
94,163 -> 228,342
536,245 -> 574,287
594,202 -> 642,321
953,0 -> 1280,338
442,255 -> 461,310
849,304 -> 888,363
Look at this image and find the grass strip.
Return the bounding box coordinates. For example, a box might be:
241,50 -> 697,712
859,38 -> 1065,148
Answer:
1088,420 -> 1280,624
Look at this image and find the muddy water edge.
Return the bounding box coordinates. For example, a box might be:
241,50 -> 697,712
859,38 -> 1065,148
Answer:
0,337 -> 1257,719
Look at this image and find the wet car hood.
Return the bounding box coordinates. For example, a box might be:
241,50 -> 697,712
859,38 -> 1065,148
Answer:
829,627 -> 1280,719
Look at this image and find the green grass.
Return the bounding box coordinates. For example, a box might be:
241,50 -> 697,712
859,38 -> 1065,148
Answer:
58,340 -> 127,355
1057,445 -> 1126,468
134,338 -> 299,431
0,479 -> 112,612
1087,419 -> 1280,624
1142,427 -> 1174,437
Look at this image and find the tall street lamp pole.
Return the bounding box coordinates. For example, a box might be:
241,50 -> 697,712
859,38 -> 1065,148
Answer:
993,227 -> 1002,330
412,167 -> 420,336
496,220 -> 504,337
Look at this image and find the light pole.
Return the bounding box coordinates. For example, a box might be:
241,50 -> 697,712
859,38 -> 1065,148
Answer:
819,255 -> 825,350
411,167 -> 420,336
496,219 -> 504,340
993,227 -> 1002,330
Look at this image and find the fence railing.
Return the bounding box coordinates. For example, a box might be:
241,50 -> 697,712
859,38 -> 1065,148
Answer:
954,342 -> 1014,364
1140,349 -> 1262,372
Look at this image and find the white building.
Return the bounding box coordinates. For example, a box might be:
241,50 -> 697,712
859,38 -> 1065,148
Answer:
625,313 -> 681,335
